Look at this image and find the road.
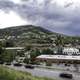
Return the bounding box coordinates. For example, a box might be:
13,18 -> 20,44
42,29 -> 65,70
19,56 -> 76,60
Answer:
7,65 -> 80,80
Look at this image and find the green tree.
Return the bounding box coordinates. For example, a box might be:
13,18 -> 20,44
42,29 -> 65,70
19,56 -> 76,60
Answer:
55,35 -> 64,46
0,41 -> 5,63
30,50 -> 39,59
23,58 -> 30,64
4,40 -> 14,47
25,45 -> 32,51
55,35 -> 64,54
2,50 -> 15,63
30,49 -> 41,64
41,49 -> 53,55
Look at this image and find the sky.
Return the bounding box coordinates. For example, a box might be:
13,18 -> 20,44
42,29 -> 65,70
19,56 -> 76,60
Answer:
0,0 -> 80,36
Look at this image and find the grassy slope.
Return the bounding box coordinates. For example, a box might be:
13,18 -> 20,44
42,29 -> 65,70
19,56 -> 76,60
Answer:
0,66 -> 55,80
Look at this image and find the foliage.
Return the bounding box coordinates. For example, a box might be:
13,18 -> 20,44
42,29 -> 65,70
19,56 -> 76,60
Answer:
17,50 -> 25,57
25,45 -> 32,51
30,49 -> 41,59
0,25 -> 80,47
0,25 -> 58,46
55,35 -> 64,46
4,40 -> 14,47
29,49 -> 41,63
41,49 -> 53,55
0,41 -> 5,62
23,58 -> 30,64
2,50 -> 15,63
0,41 -> 16,63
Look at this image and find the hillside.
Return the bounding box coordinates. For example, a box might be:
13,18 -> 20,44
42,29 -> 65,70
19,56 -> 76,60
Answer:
0,25 -> 65,46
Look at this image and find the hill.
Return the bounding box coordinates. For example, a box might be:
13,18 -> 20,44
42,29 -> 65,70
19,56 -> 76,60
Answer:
0,25 -> 65,46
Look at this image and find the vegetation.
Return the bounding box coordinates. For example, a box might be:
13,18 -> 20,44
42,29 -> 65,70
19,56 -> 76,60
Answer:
55,35 -> 64,46
25,45 -> 32,51
24,48 -> 54,64
2,50 -> 15,63
0,25 -> 61,46
0,66 -> 54,80
0,25 -> 80,47
41,49 -> 53,55
4,40 -> 14,47
0,41 -> 16,63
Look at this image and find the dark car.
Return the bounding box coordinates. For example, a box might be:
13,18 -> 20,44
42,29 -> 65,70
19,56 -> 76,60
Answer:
24,64 -> 34,69
5,62 -> 11,65
59,73 -> 73,79
65,63 -> 70,66
13,63 -> 22,67
0,61 -> 4,64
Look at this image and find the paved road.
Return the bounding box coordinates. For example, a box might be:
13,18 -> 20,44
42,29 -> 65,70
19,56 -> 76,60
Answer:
7,65 -> 80,80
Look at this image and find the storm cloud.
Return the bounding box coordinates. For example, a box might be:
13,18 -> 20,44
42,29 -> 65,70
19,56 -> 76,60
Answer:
0,0 -> 80,35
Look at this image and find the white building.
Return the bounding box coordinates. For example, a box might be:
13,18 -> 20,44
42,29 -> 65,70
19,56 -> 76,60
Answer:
5,47 -> 24,50
36,54 -> 80,64
36,55 -> 80,61
62,47 -> 80,56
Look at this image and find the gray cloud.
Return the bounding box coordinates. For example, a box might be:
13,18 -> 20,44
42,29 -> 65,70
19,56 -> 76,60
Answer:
0,0 -> 80,35
0,0 -> 15,13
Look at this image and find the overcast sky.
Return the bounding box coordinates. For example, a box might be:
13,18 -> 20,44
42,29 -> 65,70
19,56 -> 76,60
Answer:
0,0 -> 80,36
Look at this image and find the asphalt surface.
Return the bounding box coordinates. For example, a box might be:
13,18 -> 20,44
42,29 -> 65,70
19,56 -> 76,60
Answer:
7,65 -> 80,80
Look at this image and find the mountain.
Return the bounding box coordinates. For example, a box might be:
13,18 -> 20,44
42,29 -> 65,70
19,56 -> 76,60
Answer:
0,25 -> 65,46
0,25 -> 52,36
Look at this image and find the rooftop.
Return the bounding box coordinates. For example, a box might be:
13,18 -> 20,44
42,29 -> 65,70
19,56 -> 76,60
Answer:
36,55 -> 80,61
5,47 -> 24,50
63,47 -> 79,53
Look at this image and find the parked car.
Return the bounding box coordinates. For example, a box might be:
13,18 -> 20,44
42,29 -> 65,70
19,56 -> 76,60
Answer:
5,62 -> 11,65
65,63 -> 70,66
13,63 -> 22,67
24,64 -> 34,69
59,73 -> 73,79
0,61 -> 4,64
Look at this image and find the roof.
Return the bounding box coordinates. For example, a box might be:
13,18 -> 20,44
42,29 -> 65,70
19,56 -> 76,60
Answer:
5,47 -> 24,50
36,55 -> 80,61
63,47 -> 79,53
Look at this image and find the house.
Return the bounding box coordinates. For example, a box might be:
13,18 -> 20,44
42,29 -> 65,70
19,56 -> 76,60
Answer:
62,47 -> 80,56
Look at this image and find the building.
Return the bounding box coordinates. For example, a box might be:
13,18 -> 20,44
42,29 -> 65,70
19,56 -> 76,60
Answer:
36,55 -> 80,64
5,47 -> 25,53
62,47 -> 80,56
36,47 -> 80,64
5,47 -> 24,50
